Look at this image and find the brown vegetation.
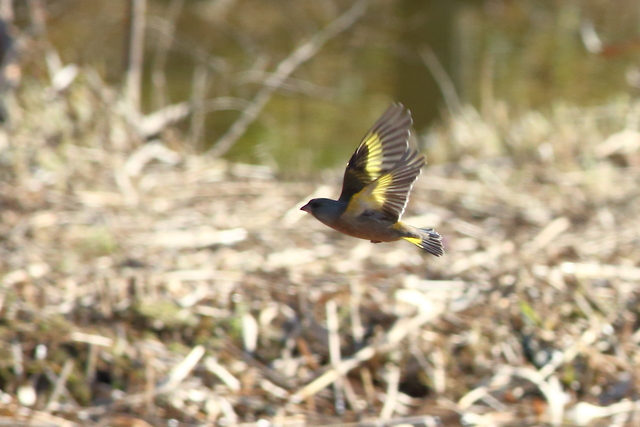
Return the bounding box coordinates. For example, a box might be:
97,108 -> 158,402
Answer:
2,60 -> 640,427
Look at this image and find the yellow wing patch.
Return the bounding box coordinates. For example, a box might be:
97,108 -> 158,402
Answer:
370,173 -> 393,205
343,168 -> 403,216
359,133 -> 383,177
344,148 -> 425,222
339,104 -> 412,202
344,186 -> 382,215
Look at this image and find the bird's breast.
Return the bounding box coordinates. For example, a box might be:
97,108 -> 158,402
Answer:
326,211 -> 400,242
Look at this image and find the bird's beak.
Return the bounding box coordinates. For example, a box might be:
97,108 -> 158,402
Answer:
300,203 -> 311,213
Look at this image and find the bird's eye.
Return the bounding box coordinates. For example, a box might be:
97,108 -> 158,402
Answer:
310,201 -> 319,208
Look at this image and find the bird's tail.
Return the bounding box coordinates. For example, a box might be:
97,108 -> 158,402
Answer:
403,228 -> 444,257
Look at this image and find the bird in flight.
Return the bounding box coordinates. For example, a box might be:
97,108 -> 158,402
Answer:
300,103 -> 444,256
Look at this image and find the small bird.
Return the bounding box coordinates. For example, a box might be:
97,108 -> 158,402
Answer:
300,103 -> 444,256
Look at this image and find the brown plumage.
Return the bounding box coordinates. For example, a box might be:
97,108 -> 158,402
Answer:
300,104 -> 444,256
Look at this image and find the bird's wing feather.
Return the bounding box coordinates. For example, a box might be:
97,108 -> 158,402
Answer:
339,103 -> 412,202
346,148 -> 425,223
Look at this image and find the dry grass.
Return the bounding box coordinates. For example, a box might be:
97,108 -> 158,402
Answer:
1,70 -> 640,427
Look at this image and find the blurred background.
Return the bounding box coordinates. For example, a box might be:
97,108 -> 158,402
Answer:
7,0 -> 640,174
3,1 -> 640,425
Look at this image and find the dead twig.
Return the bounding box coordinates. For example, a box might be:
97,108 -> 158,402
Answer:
125,0 -> 147,117
45,359 -> 75,412
151,0 -> 185,110
420,47 -> 463,117
291,302 -> 441,402
208,0 -> 368,158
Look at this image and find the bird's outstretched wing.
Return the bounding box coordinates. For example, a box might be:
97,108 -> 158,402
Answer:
347,147 -> 425,223
338,103 -> 413,203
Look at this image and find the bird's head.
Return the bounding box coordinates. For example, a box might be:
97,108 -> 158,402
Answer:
300,198 -> 343,225
300,198 -> 328,215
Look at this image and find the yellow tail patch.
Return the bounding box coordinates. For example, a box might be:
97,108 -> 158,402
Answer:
401,228 -> 445,257
402,236 -> 422,247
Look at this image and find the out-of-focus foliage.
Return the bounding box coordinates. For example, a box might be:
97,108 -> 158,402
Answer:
1,59 -> 640,425
1,1 -> 640,426
17,0 -> 640,172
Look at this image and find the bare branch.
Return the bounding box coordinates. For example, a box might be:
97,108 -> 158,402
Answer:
151,0 -> 185,110
420,47 -> 463,116
125,0 -> 147,116
208,0 -> 368,158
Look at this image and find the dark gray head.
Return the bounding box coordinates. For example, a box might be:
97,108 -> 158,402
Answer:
300,198 -> 346,226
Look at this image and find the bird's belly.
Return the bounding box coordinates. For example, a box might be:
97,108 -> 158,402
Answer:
328,215 -> 400,242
